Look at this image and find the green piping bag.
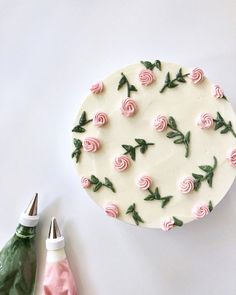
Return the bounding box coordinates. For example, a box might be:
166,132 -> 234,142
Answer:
0,194 -> 39,295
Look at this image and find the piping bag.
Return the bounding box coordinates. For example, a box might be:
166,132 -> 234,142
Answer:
0,193 -> 39,294
42,217 -> 78,295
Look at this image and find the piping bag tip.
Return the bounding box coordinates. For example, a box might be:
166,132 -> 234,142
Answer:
48,217 -> 62,239
24,193 -> 38,216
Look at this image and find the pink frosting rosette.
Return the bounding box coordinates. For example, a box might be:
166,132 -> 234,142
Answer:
120,97 -> 137,117
136,175 -> 152,190
212,85 -> 225,99
192,203 -> 209,219
189,68 -> 204,84
113,155 -> 130,172
90,81 -> 104,94
93,112 -> 108,127
139,69 -> 156,86
81,176 -> 91,188
197,113 -> 213,129
178,176 -> 194,194
83,137 -> 100,152
161,217 -> 175,232
226,148 -> 236,166
153,115 -> 168,132
104,203 -> 119,218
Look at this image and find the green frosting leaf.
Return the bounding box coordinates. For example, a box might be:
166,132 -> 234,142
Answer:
160,68 -> 189,93
117,73 -> 137,97
166,117 -> 191,158
213,112 -> 236,138
192,156 -> 217,191
126,203 -> 144,225
72,111 -> 92,133
173,217 -> 183,227
122,138 -> 154,161
88,175 -> 116,193
140,60 -> 162,71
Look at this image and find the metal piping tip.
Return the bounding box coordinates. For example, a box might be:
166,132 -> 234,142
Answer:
48,217 -> 62,239
24,193 -> 38,216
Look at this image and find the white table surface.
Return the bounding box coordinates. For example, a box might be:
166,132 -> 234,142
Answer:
0,1 -> 236,294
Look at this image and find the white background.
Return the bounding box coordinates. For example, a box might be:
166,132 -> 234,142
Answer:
0,1 -> 236,294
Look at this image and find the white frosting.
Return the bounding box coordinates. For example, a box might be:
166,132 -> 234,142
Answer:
73,62 -> 236,228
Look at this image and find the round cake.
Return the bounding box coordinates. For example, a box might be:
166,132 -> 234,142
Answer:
72,60 -> 236,230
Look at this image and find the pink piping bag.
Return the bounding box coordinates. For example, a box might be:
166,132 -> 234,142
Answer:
42,217 -> 78,295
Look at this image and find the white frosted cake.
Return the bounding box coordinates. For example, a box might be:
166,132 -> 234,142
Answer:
72,60 -> 236,230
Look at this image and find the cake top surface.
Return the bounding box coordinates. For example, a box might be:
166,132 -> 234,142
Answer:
72,60 -> 236,230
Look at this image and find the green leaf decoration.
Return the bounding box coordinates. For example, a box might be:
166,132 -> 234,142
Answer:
199,165 -> 213,173
72,111 -> 92,133
126,203 -> 144,225
104,177 -> 116,193
173,216 -> 183,227
72,138 -> 83,163
88,175 -> 116,193
140,60 -> 162,71
168,116 -> 177,129
122,138 -> 154,161
126,203 -> 135,214
208,201 -> 213,212
117,73 -> 137,97
167,117 -> 191,158
90,175 -> 99,184
213,112 -> 236,138
79,111 -> 87,125
192,156 -> 217,191
144,187 -> 173,208
72,125 -> 86,133
93,182 -> 102,192
160,68 -> 189,93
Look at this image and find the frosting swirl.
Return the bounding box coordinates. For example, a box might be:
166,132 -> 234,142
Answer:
136,175 -> 152,190
93,112 -> 108,127
226,148 -> 236,166
153,115 -> 168,132
120,97 -> 137,117
212,85 -> 224,98
197,113 -> 213,129
192,203 -> 209,219
104,203 -> 119,218
83,137 -> 100,152
161,217 -> 175,231
189,68 -> 204,84
113,155 -> 130,172
178,176 -> 194,194
90,82 -> 104,94
81,176 -> 91,188
139,69 -> 156,86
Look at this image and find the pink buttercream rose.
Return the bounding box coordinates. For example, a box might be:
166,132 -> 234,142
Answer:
226,148 -> 236,167
178,176 -> 194,194
153,115 -> 168,132
93,112 -> 108,127
192,203 -> 209,219
113,155 -> 130,172
120,97 -> 137,117
90,81 -> 104,94
104,203 -> 119,218
139,69 -> 156,86
83,137 -> 100,152
212,85 -> 225,99
161,217 -> 175,231
136,175 -> 152,190
197,113 -> 213,129
189,68 -> 204,84
81,176 -> 91,188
